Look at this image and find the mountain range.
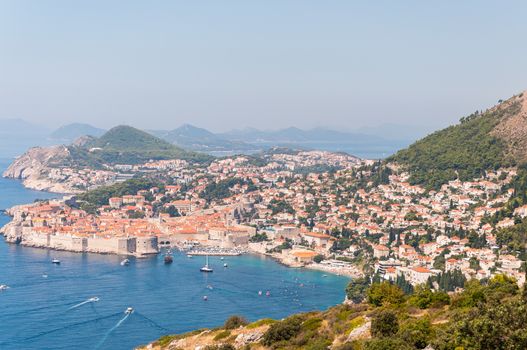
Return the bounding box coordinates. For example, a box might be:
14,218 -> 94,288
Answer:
0,118 -> 428,159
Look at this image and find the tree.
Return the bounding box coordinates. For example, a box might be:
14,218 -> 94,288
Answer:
367,282 -> 405,307
370,310 -> 399,337
313,254 -> 325,263
346,277 -> 370,304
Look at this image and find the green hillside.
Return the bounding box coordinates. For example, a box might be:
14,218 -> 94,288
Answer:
144,275 -> 527,350
71,125 -> 213,165
389,92 -> 524,189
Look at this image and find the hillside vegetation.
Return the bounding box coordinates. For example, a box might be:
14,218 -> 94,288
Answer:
62,125 -> 212,166
142,274 -> 527,350
390,92 -> 526,189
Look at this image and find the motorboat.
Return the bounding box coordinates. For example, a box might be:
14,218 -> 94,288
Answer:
0,284 -> 9,291
120,259 -> 130,266
203,295 -> 208,301
88,297 -> 100,302
164,254 -> 173,264
187,254 -> 193,258
125,307 -> 134,314
266,291 -> 271,296
51,259 -> 61,265
200,255 -> 213,272
223,263 -> 228,268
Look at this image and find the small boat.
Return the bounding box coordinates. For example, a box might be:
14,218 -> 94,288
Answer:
322,274 -> 328,277
220,257 -> 224,260
164,255 -> 173,264
203,295 -> 208,301
265,291 -> 271,297
42,274 -> 48,278
120,259 -> 130,266
51,259 -> 61,265
200,255 -> 213,273
89,297 -> 100,302
0,284 -> 9,291
187,254 -> 193,258
125,307 -> 134,314
258,290 -> 262,296
223,263 -> 228,268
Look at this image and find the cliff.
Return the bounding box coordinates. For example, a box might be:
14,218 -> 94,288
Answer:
2,145 -> 78,193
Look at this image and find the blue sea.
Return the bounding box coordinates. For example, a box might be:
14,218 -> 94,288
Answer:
0,159 -> 349,350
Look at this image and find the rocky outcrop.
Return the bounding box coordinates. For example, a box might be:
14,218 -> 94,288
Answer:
2,145 -> 76,193
3,145 -> 70,179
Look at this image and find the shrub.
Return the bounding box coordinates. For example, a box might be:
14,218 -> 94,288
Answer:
399,318 -> 433,349
364,338 -> 412,350
224,315 -> 248,330
370,310 -> 399,338
261,315 -> 303,346
213,330 -> 231,341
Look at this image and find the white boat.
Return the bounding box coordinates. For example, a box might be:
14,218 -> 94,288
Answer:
203,295 -> 208,301
220,257 -> 224,260
89,297 -> 100,302
125,307 -> 134,314
0,284 -> 9,291
223,263 -> 228,268
120,259 -> 130,266
200,255 -> 213,272
187,254 -> 193,258
51,259 -> 61,265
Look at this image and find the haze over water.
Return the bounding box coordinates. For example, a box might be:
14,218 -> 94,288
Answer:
0,159 -> 349,350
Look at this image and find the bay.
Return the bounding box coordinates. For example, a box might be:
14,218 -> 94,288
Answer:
0,158 -> 349,350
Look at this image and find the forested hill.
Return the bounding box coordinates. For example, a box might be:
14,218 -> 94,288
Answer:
70,125 -> 213,165
389,91 -> 527,189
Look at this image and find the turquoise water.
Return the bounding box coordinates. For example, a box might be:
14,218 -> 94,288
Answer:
0,159 -> 349,350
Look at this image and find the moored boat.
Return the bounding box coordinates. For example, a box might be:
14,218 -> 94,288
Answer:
200,254 -> 213,272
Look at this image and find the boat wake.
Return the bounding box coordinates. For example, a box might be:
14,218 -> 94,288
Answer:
68,297 -> 100,310
94,309 -> 132,349
10,312 -> 123,344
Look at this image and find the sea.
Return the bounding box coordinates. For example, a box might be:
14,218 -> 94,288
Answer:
0,159 -> 349,350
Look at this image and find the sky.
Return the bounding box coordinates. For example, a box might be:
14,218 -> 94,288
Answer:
1,0 -> 526,133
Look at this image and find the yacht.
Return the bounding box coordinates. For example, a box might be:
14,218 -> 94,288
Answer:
51,259 -> 61,265
200,255 -> 213,272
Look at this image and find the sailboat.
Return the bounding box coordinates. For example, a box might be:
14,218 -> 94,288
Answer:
200,255 -> 213,272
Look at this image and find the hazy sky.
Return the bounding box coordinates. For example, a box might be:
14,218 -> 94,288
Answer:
1,1 -> 526,132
